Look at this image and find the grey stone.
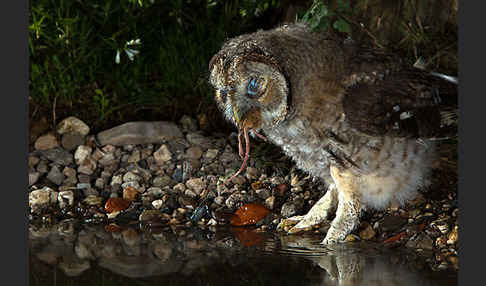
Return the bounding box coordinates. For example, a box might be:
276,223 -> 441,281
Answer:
39,148 -> 74,166
61,132 -> 85,151
46,165 -> 65,185
62,167 -> 77,177
57,116 -> 90,136
123,171 -> 142,182
256,189 -> 271,200
96,121 -> 183,146
127,150 -> 141,163
186,132 -> 212,149
152,175 -> 173,187
281,202 -> 300,218
29,172 -> 40,186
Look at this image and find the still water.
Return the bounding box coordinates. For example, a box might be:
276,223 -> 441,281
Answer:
29,220 -> 456,286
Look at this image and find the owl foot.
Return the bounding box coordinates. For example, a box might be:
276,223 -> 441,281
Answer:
277,185 -> 338,233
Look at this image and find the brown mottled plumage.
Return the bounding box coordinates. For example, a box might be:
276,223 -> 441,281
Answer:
208,24 -> 457,244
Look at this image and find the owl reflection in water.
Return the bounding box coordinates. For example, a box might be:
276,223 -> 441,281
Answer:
208,24 -> 457,244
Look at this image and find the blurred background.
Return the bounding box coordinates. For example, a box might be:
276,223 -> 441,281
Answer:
29,0 -> 457,139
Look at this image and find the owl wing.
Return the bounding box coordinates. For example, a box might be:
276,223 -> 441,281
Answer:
342,69 -> 457,139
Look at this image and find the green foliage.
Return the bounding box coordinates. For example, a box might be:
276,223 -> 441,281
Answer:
299,0 -> 353,33
29,0 -> 280,130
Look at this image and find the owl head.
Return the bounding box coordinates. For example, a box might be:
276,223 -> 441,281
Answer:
209,39 -> 290,135
208,35 -> 291,181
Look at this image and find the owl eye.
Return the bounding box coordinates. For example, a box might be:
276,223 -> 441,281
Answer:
247,77 -> 263,98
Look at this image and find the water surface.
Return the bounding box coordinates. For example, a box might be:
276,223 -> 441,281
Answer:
29,221 -> 457,286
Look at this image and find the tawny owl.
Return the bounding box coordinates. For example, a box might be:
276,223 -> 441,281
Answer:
208,24 -> 457,244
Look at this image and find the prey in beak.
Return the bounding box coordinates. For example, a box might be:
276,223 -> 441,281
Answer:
226,107 -> 267,183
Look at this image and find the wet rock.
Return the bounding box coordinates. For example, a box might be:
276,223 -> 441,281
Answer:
57,116 -> 90,136
146,187 -> 164,197
105,198 -> 131,213
280,202 -> 300,218
98,152 -> 117,166
255,189 -> 271,200
77,157 -> 97,175
225,192 -> 244,209
185,146 -> 203,160
28,155 -> 40,169
96,121 -> 183,146
95,178 -> 105,189
447,226 -> 458,245
245,167 -> 259,180
61,132 -> 85,151
29,172 -> 40,186
186,132 -> 212,149
34,133 -> 59,151
152,175 -> 173,187
185,178 -> 206,195
139,210 -> 165,222
230,203 -> 270,226
83,195 -> 103,206
406,233 -> 434,250
74,145 -> 92,165
39,148 -> 73,166
265,196 -> 275,210
110,175 -> 123,186
153,144 -> 172,165
173,183 -> 186,193
58,191 -> 74,208
46,165 -> 65,185
379,215 -> 408,233
29,187 -> 54,211
123,186 -> 138,202
359,222 -> 376,240
204,149 -> 219,160
122,171 -> 141,183
152,199 -> 163,209
127,150 -> 141,163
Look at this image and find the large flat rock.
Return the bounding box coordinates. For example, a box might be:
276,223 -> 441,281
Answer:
96,121 -> 183,146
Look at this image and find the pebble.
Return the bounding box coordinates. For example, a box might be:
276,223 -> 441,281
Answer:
359,222 -> 376,240
185,178 -> 206,195
123,186 -> 138,202
204,149 -> 219,160
57,116 -> 90,136
29,172 -> 40,186
379,215 -> 407,233
153,144 -> 172,165
34,133 -> 59,150
105,197 -> 131,213
74,145 -> 92,165
58,191 -> 74,208
77,158 -> 97,175
28,155 -> 40,168
152,175 -> 173,187
185,146 -> 203,160
152,199 -> 163,209
447,226 -> 458,245
29,187 -> 54,211
186,132 -> 212,149
280,202 -> 299,218
83,195 -> 103,206
39,148 -> 74,166
255,189 -> 271,200
122,171 -> 142,182
61,132 -> 85,151
265,196 -> 275,210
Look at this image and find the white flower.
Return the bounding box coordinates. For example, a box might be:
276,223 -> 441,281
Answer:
115,50 -> 121,64
114,39 -> 142,64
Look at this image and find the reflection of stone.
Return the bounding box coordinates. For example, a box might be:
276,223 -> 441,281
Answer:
58,258 -> 90,277
29,221 -> 456,284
